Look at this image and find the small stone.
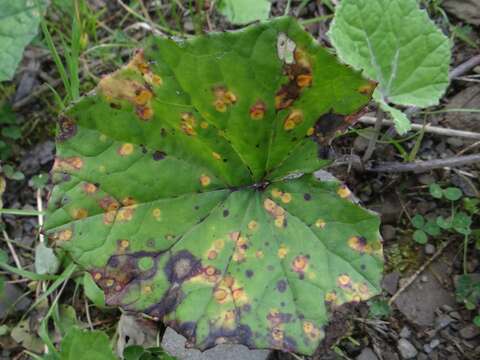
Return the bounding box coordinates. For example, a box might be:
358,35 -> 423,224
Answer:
382,271 -> 400,295
449,311 -> 462,320
441,304 -> 453,312
397,339 -> 418,359
400,326 -> 412,338
423,344 -> 432,354
353,136 -> 369,153
429,339 -> 440,349
447,137 -> 464,148
459,324 -> 480,340
421,275 -> 428,283
356,347 -> 378,360
418,174 -> 436,185
381,225 -> 397,241
424,244 -> 435,255
435,314 -> 453,330
417,353 -> 428,360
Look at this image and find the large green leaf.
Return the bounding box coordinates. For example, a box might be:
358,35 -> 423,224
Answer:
58,328 -> 116,360
328,0 -> 451,133
217,0 -> 271,25
45,18 -> 383,355
0,0 -> 46,81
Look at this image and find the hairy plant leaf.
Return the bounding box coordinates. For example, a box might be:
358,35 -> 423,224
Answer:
0,0 -> 47,81
217,0 -> 271,25
328,0 -> 451,133
45,18 -> 383,355
59,328 -> 116,360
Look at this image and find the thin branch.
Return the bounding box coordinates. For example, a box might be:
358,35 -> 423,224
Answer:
2,230 -> 23,269
358,116 -> 480,140
450,55 -> 480,79
362,109 -> 384,162
367,154 -> 480,173
389,240 -> 452,305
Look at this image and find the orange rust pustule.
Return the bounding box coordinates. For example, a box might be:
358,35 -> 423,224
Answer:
56,116 -> 77,142
275,49 -> 313,111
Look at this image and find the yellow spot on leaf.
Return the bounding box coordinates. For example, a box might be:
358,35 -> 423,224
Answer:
180,113 -> 197,136
200,174 -> 211,187
214,239 -> 225,250
120,239 -> 129,249
271,188 -> 282,198
143,285 -> 153,294
283,109 -> 303,131
212,152 -> 221,160
338,274 -> 351,287
278,244 -> 289,259
200,121 -> 209,129
72,208 -> 88,220
250,101 -> 266,120
118,143 -> 134,156
214,288 -> 228,303
248,220 -> 258,231
315,219 -> 326,229
93,273 -> 102,281
105,279 -> 114,287
292,255 -> 308,272
136,106 -> 153,120
307,127 -> 314,136
281,193 -> 292,203
297,74 -> 312,88
274,216 -> 285,228
152,208 -> 161,220
83,183 -> 97,194
134,89 -> 152,105
99,134 -> 107,142
58,229 -> 72,241
325,291 -> 337,302
337,185 -> 351,198
255,250 -> 264,259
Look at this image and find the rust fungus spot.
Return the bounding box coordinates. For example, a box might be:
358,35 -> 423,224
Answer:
58,229 -> 73,241
249,101 -> 266,120
105,279 -> 115,287
180,112 -> 197,136
136,106 -> 154,121
93,272 -> 102,281
223,275 -> 235,288
337,185 -> 351,198
306,127 -> 314,136
337,274 -> 351,288
315,218 -> 326,229
53,157 -> 84,172
99,196 -> 120,212
72,208 -> 88,220
247,220 -> 258,231
283,109 -> 303,131
291,255 -> 309,273
122,197 -> 137,206
200,174 -> 211,187
116,206 -> 136,222
134,89 -> 153,106
83,183 -> 98,194
200,121 -> 209,129
278,244 -> 288,259
212,152 -> 221,160
118,143 -> 134,156
152,208 -> 161,220
348,236 -> 371,254
358,81 -> 377,96
119,239 -> 129,249
271,188 -> 282,198
144,72 -> 163,86
214,239 -> 225,250
296,74 -> 312,88
281,193 -> 292,204
214,288 -> 228,303
212,86 -> 237,112
208,250 -> 218,260
256,250 -> 264,259
57,116 -> 77,142
143,285 -> 153,294
325,291 -> 337,303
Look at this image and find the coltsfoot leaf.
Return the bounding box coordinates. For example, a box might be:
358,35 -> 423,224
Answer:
45,18 -> 383,355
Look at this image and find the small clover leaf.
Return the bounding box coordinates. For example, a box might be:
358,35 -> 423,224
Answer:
412,214 -> 425,229
413,230 -> 428,245
444,187 -> 463,201
437,216 -> 453,230
429,183 -> 444,199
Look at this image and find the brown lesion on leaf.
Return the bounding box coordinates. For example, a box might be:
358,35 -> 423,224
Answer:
249,100 -> 266,120
56,116 -> 77,142
52,157 -> 84,173
180,112 -> 197,136
127,50 -> 163,87
212,85 -> 237,112
48,227 -> 73,245
99,196 -> 120,225
283,109 -> 303,131
200,324 -> 255,351
275,48 -> 313,111
264,198 -> 287,229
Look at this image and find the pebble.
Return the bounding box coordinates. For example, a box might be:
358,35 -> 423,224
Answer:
382,271 -> 400,295
397,339 -> 418,359
424,244 -> 435,255
381,225 -> 397,241
400,326 -> 412,338
430,339 -> 440,349
421,275 -> 429,283
449,311 -> 462,320
459,324 -> 480,340
353,136 -> 370,153
435,314 -> 453,330
356,347 -> 378,360
446,137 -> 464,148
